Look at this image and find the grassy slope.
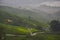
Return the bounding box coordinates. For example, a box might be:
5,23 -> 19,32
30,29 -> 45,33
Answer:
0,10 -> 38,35
0,23 -> 37,35
0,10 -> 48,29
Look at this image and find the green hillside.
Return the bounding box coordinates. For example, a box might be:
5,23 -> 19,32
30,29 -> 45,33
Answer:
0,23 -> 37,35
0,6 -> 60,22
0,6 -> 50,22
0,9 -> 49,30
0,6 -> 60,40
0,10 -> 39,36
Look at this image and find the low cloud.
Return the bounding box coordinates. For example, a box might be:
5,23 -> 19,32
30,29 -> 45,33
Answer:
40,1 -> 60,7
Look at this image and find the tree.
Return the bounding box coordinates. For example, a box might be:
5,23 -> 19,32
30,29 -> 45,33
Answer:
50,20 -> 60,32
0,25 -> 6,40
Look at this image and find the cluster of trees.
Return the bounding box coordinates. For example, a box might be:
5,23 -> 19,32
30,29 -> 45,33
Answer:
50,20 -> 60,32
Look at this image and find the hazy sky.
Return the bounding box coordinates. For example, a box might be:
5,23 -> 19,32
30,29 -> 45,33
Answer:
1,0 -> 58,4
0,0 -> 60,7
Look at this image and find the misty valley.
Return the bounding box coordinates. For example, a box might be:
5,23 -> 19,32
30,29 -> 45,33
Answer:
0,1 -> 60,40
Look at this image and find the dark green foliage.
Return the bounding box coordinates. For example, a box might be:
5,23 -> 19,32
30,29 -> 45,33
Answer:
50,20 -> 60,32
0,25 -> 6,40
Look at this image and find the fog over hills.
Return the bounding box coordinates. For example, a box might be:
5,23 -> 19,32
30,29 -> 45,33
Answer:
1,0 -> 60,14
0,0 -> 60,21
0,0 -> 60,8
35,1 -> 60,14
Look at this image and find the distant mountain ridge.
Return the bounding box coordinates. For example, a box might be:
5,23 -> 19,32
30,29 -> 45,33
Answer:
0,5 -> 60,22
0,6 -> 49,21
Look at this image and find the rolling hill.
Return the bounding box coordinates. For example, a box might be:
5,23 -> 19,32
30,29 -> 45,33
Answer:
0,6 -> 51,21
0,5 -> 60,22
0,10 -> 39,35
0,9 -> 47,35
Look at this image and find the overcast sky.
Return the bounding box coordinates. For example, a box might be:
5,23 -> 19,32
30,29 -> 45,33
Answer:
1,0 -> 58,4
0,0 -> 60,7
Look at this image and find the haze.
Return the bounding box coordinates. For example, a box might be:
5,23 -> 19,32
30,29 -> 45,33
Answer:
0,0 -> 60,8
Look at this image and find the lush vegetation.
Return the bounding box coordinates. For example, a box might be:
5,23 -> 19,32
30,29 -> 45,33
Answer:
0,6 -> 60,40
